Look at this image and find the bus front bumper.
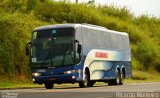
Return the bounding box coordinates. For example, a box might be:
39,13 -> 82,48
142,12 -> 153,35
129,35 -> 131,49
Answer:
32,74 -> 83,84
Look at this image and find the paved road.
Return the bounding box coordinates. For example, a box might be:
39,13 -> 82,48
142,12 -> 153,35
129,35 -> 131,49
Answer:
0,82 -> 160,98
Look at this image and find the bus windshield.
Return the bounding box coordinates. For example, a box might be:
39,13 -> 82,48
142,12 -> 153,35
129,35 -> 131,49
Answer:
31,28 -> 75,67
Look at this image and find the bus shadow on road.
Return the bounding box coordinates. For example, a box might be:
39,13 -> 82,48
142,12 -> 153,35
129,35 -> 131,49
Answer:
53,84 -> 110,90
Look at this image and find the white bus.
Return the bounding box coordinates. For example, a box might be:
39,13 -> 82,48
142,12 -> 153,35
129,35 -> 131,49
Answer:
26,23 -> 132,89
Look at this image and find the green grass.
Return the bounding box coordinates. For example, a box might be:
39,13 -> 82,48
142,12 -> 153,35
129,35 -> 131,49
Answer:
0,82 -> 43,89
125,70 -> 160,83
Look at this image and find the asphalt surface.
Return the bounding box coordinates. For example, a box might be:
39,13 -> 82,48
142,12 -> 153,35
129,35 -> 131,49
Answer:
0,82 -> 160,98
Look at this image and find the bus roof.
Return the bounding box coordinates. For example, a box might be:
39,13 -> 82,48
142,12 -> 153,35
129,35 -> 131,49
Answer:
33,23 -> 128,36
34,24 -> 78,31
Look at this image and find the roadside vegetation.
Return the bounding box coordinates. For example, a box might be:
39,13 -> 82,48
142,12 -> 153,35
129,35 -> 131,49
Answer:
0,0 -> 160,88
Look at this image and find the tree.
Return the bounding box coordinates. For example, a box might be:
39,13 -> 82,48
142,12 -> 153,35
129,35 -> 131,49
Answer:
87,0 -> 95,5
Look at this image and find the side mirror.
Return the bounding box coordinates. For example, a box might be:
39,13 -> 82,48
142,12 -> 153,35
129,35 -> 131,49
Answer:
26,42 -> 31,56
26,46 -> 29,56
75,40 -> 82,54
77,44 -> 82,54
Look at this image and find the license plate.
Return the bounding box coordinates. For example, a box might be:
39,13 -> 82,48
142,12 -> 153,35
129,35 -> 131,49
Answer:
49,78 -> 56,81
37,69 -> 46,73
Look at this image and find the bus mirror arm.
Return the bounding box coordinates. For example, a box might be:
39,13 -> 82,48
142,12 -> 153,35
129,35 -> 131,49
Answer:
26,42 -> 32,56
74,40 -> 79,44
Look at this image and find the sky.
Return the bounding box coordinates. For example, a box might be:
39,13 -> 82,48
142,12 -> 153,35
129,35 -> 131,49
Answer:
55,0 -> 160,18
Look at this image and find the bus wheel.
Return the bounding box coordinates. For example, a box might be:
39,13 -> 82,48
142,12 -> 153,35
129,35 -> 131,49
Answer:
79,82 -> 85,88
88,81 -> 95,87
79,70 -> 89,88
108,70 -> 121,85
119,72 -> 124,85
45,82 -> 54,89
114,70 -> 121,85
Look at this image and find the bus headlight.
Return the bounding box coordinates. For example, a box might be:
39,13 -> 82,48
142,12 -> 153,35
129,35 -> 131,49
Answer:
32,78 -> 35,82
32,72 -> 41,77
64,70 -> 75,74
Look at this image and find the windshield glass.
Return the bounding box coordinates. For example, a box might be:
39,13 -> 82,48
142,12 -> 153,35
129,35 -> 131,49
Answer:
31,28 -> 75,67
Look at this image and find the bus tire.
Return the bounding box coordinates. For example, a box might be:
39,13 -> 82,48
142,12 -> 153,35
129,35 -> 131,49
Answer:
79,70 -> 89,88
88,81 -> 95,87
119,72 -> 124,85
45,82 -> 54,89
115,70 -> 121,85
108,70 -> 121,85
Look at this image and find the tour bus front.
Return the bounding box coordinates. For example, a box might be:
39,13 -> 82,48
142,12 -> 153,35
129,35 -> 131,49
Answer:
26,27 -> 82,89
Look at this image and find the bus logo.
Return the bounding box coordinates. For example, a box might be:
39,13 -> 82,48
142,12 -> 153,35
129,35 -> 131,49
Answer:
95,52 -> 108,58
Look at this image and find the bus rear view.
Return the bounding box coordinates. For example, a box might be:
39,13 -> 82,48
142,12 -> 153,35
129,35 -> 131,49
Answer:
26,23 -> 132,89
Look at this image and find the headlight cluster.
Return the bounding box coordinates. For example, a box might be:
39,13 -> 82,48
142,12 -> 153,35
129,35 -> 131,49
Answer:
32,72 -> 41,77
64,70 -> 75,74
64,69 -> 81,74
